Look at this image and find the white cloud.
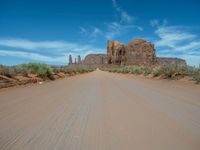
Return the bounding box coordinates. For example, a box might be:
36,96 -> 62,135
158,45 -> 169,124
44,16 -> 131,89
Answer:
0,48 -> 105,64
120,11 -> 134,24
105,22 -> 143,39
135,26 -> 143,31
105,0 -> 142,39
112,0 -> 134,24
0,38 -> 106,64
80,27 -> 88,35
175,41 -> 200,51
90,27 -> 103,38
155,26 -> 197,51
150,19 -> 159,27
0,39 -> 74,51
105,22 -> 134,39
79,26 -> 103,40
0,38 -> 102,53
80,22 -> 140,40
150,19 -> 168,27
0,49 -> 67,63
154,25 -> 200,66
79,0 -> 142,40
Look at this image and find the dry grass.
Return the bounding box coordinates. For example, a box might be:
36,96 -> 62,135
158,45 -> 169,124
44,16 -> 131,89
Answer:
101,65 -> 200,84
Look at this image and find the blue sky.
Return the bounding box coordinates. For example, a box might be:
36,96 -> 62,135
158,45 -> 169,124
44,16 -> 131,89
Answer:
0,0 -> 200,66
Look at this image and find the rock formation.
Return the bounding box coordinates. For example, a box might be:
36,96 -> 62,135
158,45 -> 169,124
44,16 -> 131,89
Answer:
68,55 -> 73,65
83,54 -> 107,66
107,39 -> 157,65
68,39 -> 187,68
78,55 -> 81,64
157,57 -> 187,66
67,54 -> 107,68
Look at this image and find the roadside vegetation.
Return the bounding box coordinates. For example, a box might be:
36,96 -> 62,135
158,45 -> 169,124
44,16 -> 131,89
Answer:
101,65 -> 200,84
0,63 -> 94,77
0,63 -> 95,88
53,67 -> 95,75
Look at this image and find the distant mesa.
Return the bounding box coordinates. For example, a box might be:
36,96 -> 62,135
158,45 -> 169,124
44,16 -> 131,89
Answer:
157,57 -> 186,66
68,39 -> 187,68
67,54 -> 107,68
84,54 -> 107,65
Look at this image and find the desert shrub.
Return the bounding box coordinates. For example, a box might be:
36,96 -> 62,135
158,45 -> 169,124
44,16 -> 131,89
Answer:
190,67 -> 200,83
128,66 -> 143,74
21,63 -> 53,77
142,66 -> 152,75
121,68 -> 129,73
0,66 -> 17,77
101,64 -> 200,84
151,67 -> 162,76
0,65 -> 27,77
14,65 -> 28,76
53,67 -> 95,75
158,65 -> 177,78
75,68 -> 87,73
157,65 -> 198,79
53,67 -> 66,74
194,74 -> 200,83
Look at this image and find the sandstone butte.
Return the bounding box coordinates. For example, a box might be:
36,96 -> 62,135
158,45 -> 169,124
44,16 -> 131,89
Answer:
68,39 -> 187,68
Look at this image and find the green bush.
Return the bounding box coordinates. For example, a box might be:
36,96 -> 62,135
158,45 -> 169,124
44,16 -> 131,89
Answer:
53,67 -> 95,75
152,67 -> 161,76
141,66 -> 152,75
0,67 -> 17,77
191,68 -> 200,84
21,63 -> 53,77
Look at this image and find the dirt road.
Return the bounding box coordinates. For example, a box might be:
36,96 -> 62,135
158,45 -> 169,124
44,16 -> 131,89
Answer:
0,70 -> 200,150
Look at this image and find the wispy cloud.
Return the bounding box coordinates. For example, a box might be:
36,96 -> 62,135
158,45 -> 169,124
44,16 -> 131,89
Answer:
112,0 -> 134,24
154,25 -> 200,66
0,38 -> 100,54
80,27 -> 88,35
105,0 -> 143,39
0,49 -> 67,63
105,22 -> 133,39
150,19 -> 168,27
105,22 -> 143,39
150,19 -> 159,27
79,0 -> 142,40
155,26 -> 197,51
0,39 -> 73,51
90,27 -> 102,38
0,38 -> 106,64
0,38 -> 102,53
80,26 -> 103,39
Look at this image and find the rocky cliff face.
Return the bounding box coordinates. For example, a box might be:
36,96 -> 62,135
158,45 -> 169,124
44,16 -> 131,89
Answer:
83,54 -> 107,66
107,39 -> 157,65
68,39 -> 187,68
157,57 -> 187,66
107,40 -> 124,64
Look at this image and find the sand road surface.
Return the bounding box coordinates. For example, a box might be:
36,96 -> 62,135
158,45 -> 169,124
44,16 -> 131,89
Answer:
0,70 -> 200,150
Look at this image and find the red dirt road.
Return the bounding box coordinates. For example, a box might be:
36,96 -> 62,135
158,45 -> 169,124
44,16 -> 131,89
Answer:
0,70 -> 200,150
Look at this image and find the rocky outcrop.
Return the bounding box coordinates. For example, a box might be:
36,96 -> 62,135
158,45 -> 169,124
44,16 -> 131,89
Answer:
157,57 -> 187,66
107,40 -> 123,64
68,54 -> 107,68
107,39 -> 157,65
68,55 -> 73,65
78,55 -> 81,64
68,39 -> 187,68
83,54 -> 107,66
